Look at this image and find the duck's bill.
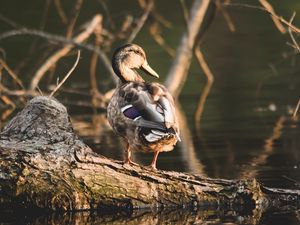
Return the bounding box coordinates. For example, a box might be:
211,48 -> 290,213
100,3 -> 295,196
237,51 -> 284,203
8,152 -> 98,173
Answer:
141,61 -> 159,78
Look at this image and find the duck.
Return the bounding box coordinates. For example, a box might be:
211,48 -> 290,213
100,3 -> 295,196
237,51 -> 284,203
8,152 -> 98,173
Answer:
107,43 -> 180,170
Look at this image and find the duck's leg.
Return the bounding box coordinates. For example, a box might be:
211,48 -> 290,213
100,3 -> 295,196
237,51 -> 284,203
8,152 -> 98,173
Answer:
149,151 -> 159,170
124,142 -> 138,166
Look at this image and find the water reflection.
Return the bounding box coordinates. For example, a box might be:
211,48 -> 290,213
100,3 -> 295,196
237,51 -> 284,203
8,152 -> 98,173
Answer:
2,208 -> 300,225
239,116 -> 286,179
176,102 -> 205,174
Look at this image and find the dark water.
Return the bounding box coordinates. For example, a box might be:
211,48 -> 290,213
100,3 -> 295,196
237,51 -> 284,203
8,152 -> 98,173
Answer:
0,0 -> 300,224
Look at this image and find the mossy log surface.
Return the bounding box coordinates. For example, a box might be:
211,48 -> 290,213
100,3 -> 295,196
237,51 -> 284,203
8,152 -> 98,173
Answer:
0,96 -> 299,211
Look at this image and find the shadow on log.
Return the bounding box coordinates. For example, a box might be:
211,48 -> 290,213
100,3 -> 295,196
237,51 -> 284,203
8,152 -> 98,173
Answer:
0,97 -> 299,213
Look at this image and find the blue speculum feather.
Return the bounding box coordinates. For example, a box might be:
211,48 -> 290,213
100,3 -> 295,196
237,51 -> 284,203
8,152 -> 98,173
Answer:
123,106 -> 141,119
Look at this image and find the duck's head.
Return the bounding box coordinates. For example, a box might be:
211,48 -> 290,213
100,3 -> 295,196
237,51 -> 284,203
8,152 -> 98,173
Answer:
112,44 -> 159,83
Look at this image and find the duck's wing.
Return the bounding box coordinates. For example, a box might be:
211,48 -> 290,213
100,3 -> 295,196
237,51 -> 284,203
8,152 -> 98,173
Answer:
120,82 -> 180,142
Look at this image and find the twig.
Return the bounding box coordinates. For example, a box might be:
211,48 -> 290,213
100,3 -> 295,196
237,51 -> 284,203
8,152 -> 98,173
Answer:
29,14 -> 102,90
0,95 -> 16,120
90,34 -> 101,94
180,0 -> 190,27
97,0 -> 115,29
127,0 -> 154,43
195,45 -> 214,84
0,84 -> 39,97
293,99 -> 300,118
0,95 -> 15,108
149,22 -> 175,57
0,13 -> 20,28
40,0 -> 51,30
118,15 -> 134,38
138,0 -> 172,28
287,12 -> 300,52
259,0 -> 286,34
36,86 -> 44,96
216,0 -> 235,32
0,28 -> 107,52
223,2 -> 300,33
54,0 -> 68,24
0,48 -> 6,60
0,58 -> 25,90
138,0 -> 175,57
66,0 -> 83,38
0,19 -> 116,87
49,50 -> 80,97
90,25 -> 106,108
12,0 -> 51,76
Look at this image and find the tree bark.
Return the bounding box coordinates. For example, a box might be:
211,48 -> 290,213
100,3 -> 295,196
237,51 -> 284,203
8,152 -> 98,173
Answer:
0,96 -> 299,211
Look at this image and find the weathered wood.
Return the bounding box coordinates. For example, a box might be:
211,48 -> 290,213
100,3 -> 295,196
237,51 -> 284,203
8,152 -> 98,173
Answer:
0,96 -> 299,211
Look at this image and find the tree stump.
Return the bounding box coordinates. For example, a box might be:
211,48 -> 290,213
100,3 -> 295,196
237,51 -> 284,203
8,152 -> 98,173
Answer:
0,96 -> 299,212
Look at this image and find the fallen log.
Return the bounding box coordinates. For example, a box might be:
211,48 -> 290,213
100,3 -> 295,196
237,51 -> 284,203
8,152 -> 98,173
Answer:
0,96 -> 299,212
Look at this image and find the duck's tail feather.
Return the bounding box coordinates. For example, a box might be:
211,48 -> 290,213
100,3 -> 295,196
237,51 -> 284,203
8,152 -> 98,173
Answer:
142,127 -> 180,143
134,118 -> 167,131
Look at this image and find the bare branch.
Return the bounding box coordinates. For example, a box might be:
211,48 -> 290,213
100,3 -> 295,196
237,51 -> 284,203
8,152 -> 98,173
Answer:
90,25 -> 106,108
165,0 -> 211,98
0,13 -> 20,28
0,95 -> 16,120
149,22 -> 175,57
223,2 -> 300,33
49,50 -> 81,97
66,0 -> 84,38
39,0 -> 51,30
0,16 -> 116,88
138,0 -> 172,28
216,0 -> 235,32
180,0 -> 189,26
54,0 -> 68,24
0,85 -> 39,97
0,58 -> 25,90
259,0 -> 286,34
293,99 -> 300,118
29,15 -> 102,90
288,12 -> 300,52
127,0 -> 154,43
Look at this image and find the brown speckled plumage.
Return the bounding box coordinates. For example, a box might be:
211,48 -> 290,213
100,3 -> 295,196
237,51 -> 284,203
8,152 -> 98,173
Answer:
107,44 -> 180,170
